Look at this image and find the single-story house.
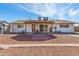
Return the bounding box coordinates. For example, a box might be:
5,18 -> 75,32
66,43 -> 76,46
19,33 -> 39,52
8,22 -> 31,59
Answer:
9,17 -> 75,33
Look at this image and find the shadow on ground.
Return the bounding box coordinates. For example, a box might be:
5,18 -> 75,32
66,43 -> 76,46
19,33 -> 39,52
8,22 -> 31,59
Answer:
11,34 -> 57,41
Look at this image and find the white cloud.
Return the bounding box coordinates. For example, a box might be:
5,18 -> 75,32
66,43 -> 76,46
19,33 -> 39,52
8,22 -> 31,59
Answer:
57,3 -> 73,20
15,3 -> 78,20
16,3 -> 58,17
58,13 -> 64,19
69,8 -> 79,17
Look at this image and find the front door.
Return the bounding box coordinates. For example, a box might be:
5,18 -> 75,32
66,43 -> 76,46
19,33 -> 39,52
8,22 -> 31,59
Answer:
40,25 -> 48,33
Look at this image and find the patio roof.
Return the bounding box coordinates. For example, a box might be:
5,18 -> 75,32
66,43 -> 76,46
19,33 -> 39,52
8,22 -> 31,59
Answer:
11,20 -> 76,24
54,20 -> 75,24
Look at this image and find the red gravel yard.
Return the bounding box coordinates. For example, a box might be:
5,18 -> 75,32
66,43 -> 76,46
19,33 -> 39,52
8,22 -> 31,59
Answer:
0,34 -> 79,44
0,46 -> 79,56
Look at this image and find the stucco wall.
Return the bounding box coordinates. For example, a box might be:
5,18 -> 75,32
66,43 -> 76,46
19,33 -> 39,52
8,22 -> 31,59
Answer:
10,24 -> 32,33
26,24 -> 32,32
10,24 -> 25,32
52,24 -> 74,33
35,24 -> 39,32
10,23 -> 74,33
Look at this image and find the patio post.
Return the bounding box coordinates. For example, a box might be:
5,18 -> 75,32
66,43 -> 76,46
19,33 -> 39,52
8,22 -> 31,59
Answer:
24,23 -> 26,33
10,24 -> 13,33
50,23 -> 53,33
32,23 -> 34,33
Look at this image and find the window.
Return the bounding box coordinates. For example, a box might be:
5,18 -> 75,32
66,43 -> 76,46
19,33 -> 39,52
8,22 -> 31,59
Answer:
17,24 -> 24,28
60,24 -> 69,28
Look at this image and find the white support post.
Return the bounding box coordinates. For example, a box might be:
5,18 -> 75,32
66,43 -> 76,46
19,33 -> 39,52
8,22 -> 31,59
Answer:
24,24 -> 26,32
10,24 -> 13,32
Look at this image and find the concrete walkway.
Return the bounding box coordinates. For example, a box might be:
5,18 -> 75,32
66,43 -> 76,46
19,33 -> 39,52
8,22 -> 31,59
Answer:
1,43 -> 79,49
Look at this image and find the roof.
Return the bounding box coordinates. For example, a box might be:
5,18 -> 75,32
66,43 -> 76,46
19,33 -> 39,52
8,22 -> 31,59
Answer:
11,20 -> 54,23
11,19 -> 75,24
0,21 -> 9,26
54,20 -> 75,24
11,20 -> 26,23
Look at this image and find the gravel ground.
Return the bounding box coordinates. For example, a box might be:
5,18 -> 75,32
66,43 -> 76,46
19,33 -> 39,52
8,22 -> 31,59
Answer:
0,34 -> 79,56
0,46 -> 79,56
0,34 -> 79,44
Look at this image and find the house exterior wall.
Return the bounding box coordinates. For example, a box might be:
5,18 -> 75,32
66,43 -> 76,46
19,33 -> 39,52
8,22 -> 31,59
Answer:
10,23 -> 32,33
10,24 -> 13,32
26,24 -> 32,32
10,23 -> 74,33
4,25 -> 9,31
52,24 -> 74,33
35,24 -> 39,32
10,24 -> 25,32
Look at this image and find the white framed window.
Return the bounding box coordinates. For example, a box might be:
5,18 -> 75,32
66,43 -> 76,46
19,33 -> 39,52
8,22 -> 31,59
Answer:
17,24 -> 24,28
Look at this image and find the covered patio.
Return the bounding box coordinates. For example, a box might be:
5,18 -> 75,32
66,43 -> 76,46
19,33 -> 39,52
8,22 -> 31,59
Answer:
24,20 -> 54,33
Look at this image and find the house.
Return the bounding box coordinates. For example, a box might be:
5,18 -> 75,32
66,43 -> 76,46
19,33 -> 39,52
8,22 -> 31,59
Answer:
9,17 -> 75,33
0,21 -> 9,34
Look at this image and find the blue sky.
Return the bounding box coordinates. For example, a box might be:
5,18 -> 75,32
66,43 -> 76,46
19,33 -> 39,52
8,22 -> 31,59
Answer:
0,3 -> 79,22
